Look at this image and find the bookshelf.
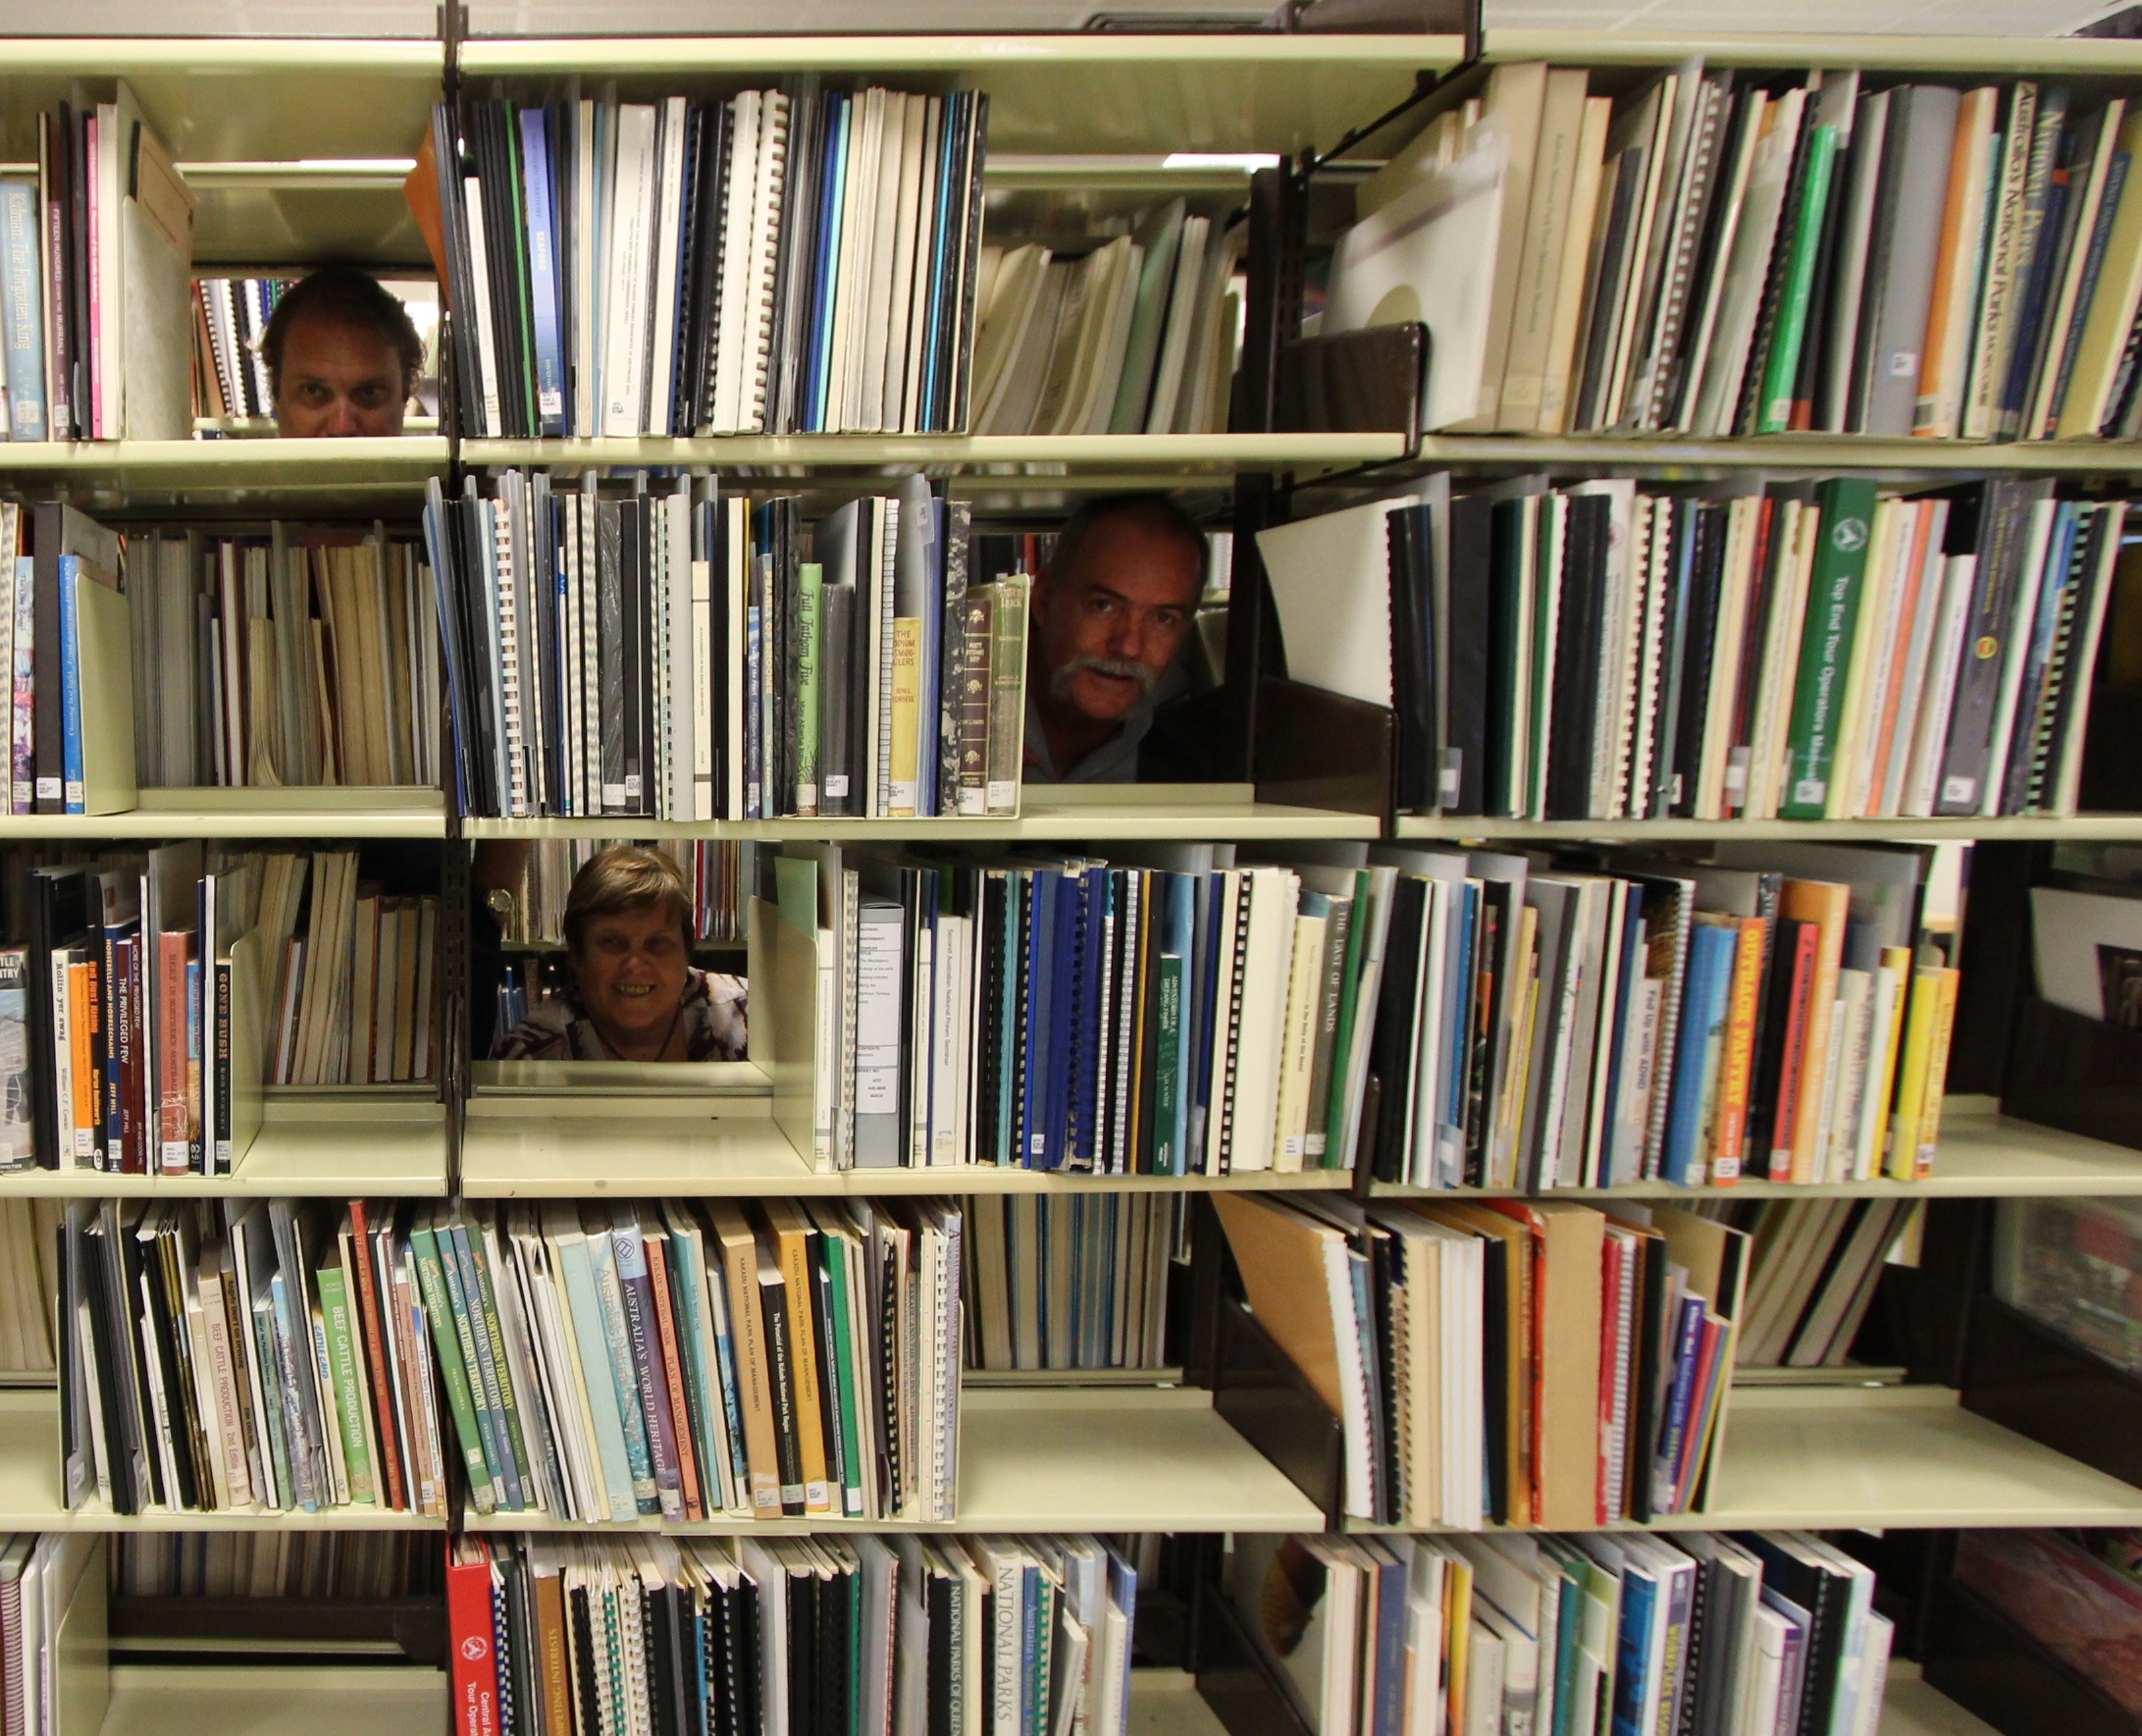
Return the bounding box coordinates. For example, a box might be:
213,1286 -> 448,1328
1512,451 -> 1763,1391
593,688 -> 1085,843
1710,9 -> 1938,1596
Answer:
3,19 -> 2138,1736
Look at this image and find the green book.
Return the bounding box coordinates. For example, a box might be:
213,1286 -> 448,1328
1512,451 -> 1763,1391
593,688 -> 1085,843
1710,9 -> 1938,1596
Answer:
458,1219 -> 537,1508
406,1220 -> 496,1510
1756,124 -> 1842,434
1323,869 -> 1372,1167
314,1265 -> 376,1504
1780,478 -> 1882,819
1152,955 -> 1182,1175
817,1223 -> 866,1517
797,561 -> 822,813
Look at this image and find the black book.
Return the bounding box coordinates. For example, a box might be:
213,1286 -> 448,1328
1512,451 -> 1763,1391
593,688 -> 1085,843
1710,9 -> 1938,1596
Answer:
1626,1227 -> 1669,1523
1574,138 -> 1645,430
490,100 -> 541,440
456,484 -> 505,815
620,494 -> 651,815
1477,1230 -> 1509,1524
568,1583 -> 602,1736
976,871 -> 1012,1163
501,1556 -> 539,1736
926,1563 -> 956,1736
804,1223 -> 849,1507
1745,915 -> 1808,1164
732,1575 -> 761,1736
1366,1225 -> 1401,1524
763,87 -> 819,434
78,1207 -> 143,1510
1464,882 -> 1508,1184
1444,492 -> 1492,815
469,103 -> 527,439
529,474 -> 561,815
944,92 -> 994,433
668,101 -> 707,438
430,105 -> 484,438
67,105 -> 90,441
647,1577 -> 683,1736
818,1556 -> 853,1736
546,93 -> 576,440
682,100 -> 730,436
1666,500 -> 1730,818
756,1250 -> 807,1516
1485,499 -> 1528,816
1675,1554 -> 1718,1736
125,1210 -> 199,1508
1544,495 -> 1611,819
705,1579 -> 735,1736
1135,874 -> 1164,1174
936,500 -> 972,813
1386,503 -> 1437,814
1365,873 -> 1428,1183
873,1235 -> 903,1510
2024,504 -> 2116,812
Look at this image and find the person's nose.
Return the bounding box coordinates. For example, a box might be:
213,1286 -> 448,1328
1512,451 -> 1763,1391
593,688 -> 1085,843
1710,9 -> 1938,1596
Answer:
326,395 -> 361,436
1109,611 -> 1145,662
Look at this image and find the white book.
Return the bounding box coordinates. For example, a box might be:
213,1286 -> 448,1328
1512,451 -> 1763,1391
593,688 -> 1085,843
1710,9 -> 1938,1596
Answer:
1695,497 -> 1758,818
461,177 -> 505,439
2054,503 -> 2129,815
1692,87 -> 1804,435
572,97 -> 600,437
745,93 -> 791,433
1569,479 -> 1636,818
1823,498 -> 1904,819
859,91 -> 910,433
664,482 -> 694,821
643,96 -> 690,439
2026,97 -> 2127,437
708,90 -> 760,435
1142,215 -> 1210,435
1747,502 -> 1819,819
1873,501 -> 1953,817
1673,89 -> 1767,431
1408,876 -> 1450,1187
600,103 -> 659,436
826,89 -> 883,434
1902,553 -> 1978,818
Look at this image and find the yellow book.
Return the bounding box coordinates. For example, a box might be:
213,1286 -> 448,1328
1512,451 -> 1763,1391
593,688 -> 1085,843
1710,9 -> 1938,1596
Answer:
888,615 -> 922,817
1912,967 -> 1961,1181
1884,966 -> 1942,1181
1272,908 -> 1327,1173
1708,917 -> 1767,1185
1857,947 -> 1914,1181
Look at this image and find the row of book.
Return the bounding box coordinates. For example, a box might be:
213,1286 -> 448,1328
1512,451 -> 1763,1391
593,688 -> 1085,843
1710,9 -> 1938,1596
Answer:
769,843 -> 1381,1176
0,1535 -> 95,1736
971,196 -> 1243,438
425,84 -> 987,440
1354,840 -> 1957,1192
1217,1190 -> 1745,1528
1231,1526 -> 1892,1736
189,277 -> 287,424
1336,58 -> 2142,445
59,1196 -> 962,1525
1730,1196 -> 1915,1369
425,472 -> 1030,821
1264,476 -> 2124,823
129,523 -> 444,793
965,1193 -> 1177,1373
112,1528 -> 440,1600
450,1530 -> 1141,1736
0,84 -> 194,444
20,844 -> 437,1173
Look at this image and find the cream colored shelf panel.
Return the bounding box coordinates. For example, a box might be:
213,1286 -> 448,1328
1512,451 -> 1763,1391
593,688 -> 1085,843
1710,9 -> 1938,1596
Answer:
462,785 -> 1378,844
1128,1671 -> 1231,1736
1394,812 -> 2142,843
0,438 -> 446,513
0,1096 -> 447,1198
457,36 -> 1461,157
1881,1666 -> 2001,1736
473,1387 -> 1325,1535
1678,1386 -> 2142,1532
0,787 -> 447,842
463,433 -> 1406,474
98,1665 -> 448,1736
1352,434 -> 2142,475
1372,1102 -> 2142,1201
1486,29 -> 2142,77
0,40 -> 443,165
462,1108 -> 1343,1197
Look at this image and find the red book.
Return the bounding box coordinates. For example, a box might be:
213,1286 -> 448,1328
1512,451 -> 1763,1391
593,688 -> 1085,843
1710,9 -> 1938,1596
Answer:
447,1538 -> 499,1736
1766,921 -> 1821,1182
155,929 -> 189,1174
643,1227 -> 705,1523
346,1200 -> 407,1512
1596,1231 -> 1625,1527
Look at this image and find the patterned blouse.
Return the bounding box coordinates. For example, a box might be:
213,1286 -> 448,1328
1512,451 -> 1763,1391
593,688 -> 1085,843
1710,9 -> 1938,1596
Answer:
492,968 -> 749,1062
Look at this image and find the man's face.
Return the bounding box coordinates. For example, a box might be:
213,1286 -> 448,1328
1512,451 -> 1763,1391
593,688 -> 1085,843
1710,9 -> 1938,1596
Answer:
1032,517 -> 1201,727
273,312 -> 408,438
572,905 -> 691,1044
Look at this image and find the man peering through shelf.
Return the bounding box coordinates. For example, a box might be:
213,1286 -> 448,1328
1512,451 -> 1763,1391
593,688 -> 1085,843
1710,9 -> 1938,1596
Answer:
261,263 -> 424,438
493,846 -> 748,1064
1020,493 -> 1222,785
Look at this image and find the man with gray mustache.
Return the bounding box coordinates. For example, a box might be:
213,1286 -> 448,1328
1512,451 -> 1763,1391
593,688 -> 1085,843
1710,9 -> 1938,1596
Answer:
1022,494 -> 1208,783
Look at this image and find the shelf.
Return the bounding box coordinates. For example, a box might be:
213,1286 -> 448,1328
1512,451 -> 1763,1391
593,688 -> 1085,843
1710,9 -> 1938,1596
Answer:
456,35 -> 1463,157
97,1666 -> 448,1736
0,40 -> 442,165
461,1100 -> 1346,1197
1683,1385 -> 2142,1532
1303,434 -> 2142,478
0,438 -> 448,510
1881,1667 -> 2002,1736
461,432 -> 1407,476
472,1386 -> 1325,1535
2,1095 -> 449,1199
0,787 -> 447,841
1484,29 -> 2142,78
1393,812 -> 2142,843
1370,1102 -> 2142,1201
459,784 -> 1379,843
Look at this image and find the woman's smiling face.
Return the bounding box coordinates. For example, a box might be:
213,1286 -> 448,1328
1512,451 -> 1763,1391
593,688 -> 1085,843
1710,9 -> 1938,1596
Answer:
572,903 -> 690,1045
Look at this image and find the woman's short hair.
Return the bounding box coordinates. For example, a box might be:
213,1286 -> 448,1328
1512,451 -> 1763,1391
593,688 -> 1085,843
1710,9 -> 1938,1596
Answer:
563,845 -> 694,954
260,264 -> 425,398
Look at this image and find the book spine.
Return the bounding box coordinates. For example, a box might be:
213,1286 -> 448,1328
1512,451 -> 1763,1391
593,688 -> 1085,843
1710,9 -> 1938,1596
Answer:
315,1266 -> 376,1504
446,1551 -> 502,1736
795,561 -> 820,815
408,1226 -> 496,1511
1756,126 -> 1842,433
0,184 -> 43,440
1780,479 -> 1880,819
1708,917 -> 1766,1184
642,1229 -> 705,1522
982,576 -> 1029,815
57,554 -> 80,813
156,930 -> 188,1174
610,1223 -> 685,1521
956,587 -> 992,816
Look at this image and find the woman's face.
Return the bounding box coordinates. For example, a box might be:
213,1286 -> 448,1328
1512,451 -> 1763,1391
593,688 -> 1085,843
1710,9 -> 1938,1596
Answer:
572,904 -> 690,1044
